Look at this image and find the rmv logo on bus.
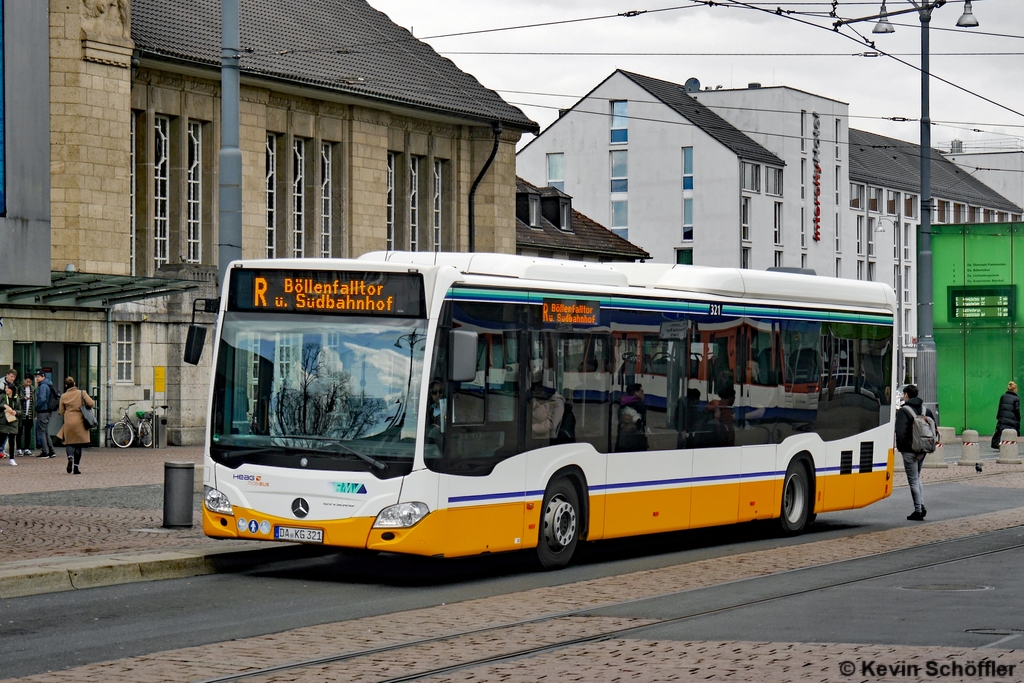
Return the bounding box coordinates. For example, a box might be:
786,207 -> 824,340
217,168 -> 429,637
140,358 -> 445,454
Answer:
334,482 -> 368,495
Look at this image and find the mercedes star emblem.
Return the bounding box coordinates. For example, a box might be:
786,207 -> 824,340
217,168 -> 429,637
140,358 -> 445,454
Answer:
291,498 -> 310,519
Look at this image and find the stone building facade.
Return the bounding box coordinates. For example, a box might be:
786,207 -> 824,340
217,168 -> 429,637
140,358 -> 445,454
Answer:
0,0 -> 534,446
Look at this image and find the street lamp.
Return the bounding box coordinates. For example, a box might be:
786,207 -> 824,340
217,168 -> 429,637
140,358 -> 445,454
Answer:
876,216 -> 903,382
842,0 -> 980,421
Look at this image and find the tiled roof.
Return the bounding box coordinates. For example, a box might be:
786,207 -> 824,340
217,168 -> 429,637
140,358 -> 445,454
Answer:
131,0 -> 537,131
618,71 -> 784,167
849,129 -> 1021,213
516,178 -> 650,261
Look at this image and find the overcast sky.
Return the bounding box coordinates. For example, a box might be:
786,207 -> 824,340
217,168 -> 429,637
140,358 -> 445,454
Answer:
368,0 -> 1022,154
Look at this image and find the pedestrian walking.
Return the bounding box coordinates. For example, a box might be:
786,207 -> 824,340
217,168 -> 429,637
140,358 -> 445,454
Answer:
19,377 -> 35,455
894,384 -> 937,521
1,382 -> 24,465
57,376 -> 95,475
34,370 -> 58,458
990,381 -> 1020,450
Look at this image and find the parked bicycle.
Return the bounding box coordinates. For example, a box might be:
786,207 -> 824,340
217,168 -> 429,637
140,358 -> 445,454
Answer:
110,403 -> 154,448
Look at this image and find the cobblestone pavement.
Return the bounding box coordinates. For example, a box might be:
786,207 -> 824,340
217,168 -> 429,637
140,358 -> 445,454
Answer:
5,505 -> 1024,683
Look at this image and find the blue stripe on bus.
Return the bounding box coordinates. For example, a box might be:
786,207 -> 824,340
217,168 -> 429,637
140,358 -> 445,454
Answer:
448,461 -> 888,504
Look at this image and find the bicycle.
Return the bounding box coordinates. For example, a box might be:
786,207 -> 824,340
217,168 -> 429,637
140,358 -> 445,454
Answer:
110,403 -> 154,448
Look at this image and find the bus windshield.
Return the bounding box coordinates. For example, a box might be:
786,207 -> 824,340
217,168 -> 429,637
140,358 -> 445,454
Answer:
210,312 -> 427,474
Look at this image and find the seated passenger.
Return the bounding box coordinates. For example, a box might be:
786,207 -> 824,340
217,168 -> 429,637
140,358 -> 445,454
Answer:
552,397 -> 577,445
530,382 -> 565,442
616,406 -> 649,452
425,380 -> 445,445
705,386 -> 736,447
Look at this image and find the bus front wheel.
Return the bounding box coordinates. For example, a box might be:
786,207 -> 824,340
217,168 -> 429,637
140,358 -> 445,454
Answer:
536,479 -> 580,570
779,460 -> 811,535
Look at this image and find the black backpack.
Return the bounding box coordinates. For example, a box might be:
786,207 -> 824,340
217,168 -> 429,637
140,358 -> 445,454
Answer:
46,382 -> 60,412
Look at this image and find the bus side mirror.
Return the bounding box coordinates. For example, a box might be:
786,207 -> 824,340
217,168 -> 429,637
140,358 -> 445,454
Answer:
450,330 -> 478,382
184,325 -> 207,365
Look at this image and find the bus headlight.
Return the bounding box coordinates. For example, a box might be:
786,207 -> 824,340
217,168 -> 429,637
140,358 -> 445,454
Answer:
204,486 -> 234,515
373,502 -> 429,528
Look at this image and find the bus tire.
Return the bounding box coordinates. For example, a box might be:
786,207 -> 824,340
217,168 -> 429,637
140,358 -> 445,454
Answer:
779,460 -> 811,535
536,479 -> 580,570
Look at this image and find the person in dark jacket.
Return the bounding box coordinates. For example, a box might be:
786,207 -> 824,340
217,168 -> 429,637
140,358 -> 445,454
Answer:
34,370 -> 57,458
894,384 -> 935,521
990,381 -> 1020,449
1,382 -> 24,465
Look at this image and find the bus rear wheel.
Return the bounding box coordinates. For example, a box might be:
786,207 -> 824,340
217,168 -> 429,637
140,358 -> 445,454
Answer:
779,460 -> 811,535
536,479 -> 580,570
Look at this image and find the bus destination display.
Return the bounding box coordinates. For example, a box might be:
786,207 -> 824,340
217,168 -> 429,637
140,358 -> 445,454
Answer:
949,286 -> 1014,321
229,270 -> 425,317
542,299 -> 600,326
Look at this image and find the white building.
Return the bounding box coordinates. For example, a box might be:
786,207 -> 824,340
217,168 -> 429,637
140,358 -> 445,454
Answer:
944,149 -> 1024,216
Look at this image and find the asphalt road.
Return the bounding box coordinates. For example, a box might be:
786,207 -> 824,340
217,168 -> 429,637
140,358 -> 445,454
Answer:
2,481 -> 1023,680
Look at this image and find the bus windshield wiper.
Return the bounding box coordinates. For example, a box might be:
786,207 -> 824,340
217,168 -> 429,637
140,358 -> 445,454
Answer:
315,441 -> 387,471
213,446 -> 284,463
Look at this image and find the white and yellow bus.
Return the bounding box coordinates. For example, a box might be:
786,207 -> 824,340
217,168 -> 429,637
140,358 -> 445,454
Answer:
200,253 -> 897,568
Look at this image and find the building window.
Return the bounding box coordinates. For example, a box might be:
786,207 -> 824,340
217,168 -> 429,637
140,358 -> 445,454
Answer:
610,150 -> 628,193
867,261 -> 875,282
560,200 -> 571,232
904,265 -> 911,304
835,118 -> 842,160
676,248 -> 693,265
835,166 -> 841,205
984,209 -> 995,222
835,213 -> 841,252
386,152 -> 395,250
433,160 -> 443,251
800,110 -> 807,152
904,223 -> 911,260
905,194 -> 918,219
886,190 -> 900,215
742,162 -> 760,192
773,202 -> 783,245
801,253 -> 807,269
741,247 -> 751,269
741,196 -> 751,241
292,139 -> 306,258
320,143 -> 333,258
835,258 -> 842,278
153,115 -> 170,268
611,100 -> 628,144
954,203 -> 966,222
130,115 -> 136,276
266,134 -> 277,258
766,167 -> 783,197
186,122 -> 203,264
409,156 -> 420,251
683,147 -> 693,190
683,198 -> 693,241
856,215 -> 864,255
800,207 -> 806,247
857,260 -> 864,280
869,187 -> 882,212
774,250 -> 783,268
850,183 -> 864,209
937,200 -> 948,223
529,195 -> 540,228
116,323 -> 134,383
611,200 -> 627,239
867,216 -> 876,256
800,159 -> 806,200
547,153 -> 565,192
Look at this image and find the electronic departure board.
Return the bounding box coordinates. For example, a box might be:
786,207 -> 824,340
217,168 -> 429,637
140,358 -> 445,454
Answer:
948,286 -> 1015,321
228,269 -> 426,317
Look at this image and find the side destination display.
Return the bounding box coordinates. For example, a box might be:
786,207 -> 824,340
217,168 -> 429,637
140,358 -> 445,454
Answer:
229,269 -> 426,317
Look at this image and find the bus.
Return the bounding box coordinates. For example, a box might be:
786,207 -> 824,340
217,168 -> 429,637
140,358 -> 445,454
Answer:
198,253 -> 897,568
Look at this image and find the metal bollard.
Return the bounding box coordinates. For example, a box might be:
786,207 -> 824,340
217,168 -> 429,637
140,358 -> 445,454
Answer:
997,430 -> 1021,465
163,461 -> 195,528
958,429 -> 981,466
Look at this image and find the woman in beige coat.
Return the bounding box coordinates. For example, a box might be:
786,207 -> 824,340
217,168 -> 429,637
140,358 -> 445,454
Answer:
57,377 -> 95,475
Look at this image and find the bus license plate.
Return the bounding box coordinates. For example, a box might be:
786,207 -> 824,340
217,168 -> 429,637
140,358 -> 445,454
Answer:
274,526 -> 324,543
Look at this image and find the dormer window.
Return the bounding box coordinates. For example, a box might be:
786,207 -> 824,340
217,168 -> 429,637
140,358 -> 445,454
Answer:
560,199 -> 572,231
529,195 -> 541,228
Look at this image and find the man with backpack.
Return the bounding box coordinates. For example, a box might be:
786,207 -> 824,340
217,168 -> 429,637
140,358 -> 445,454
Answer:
34,370 -> 58,458
895,384 -> 937,521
